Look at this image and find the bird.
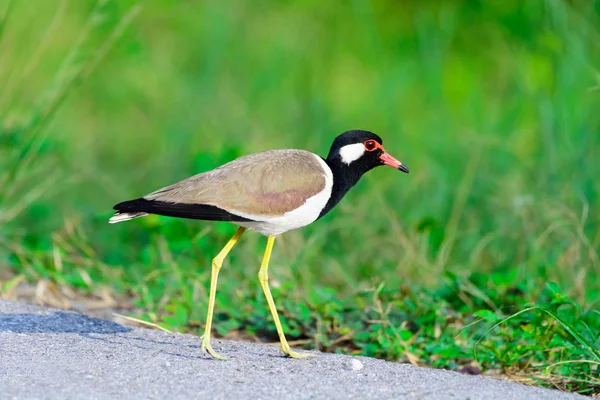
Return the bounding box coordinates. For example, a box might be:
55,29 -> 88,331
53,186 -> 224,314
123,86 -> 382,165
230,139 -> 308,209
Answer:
109,129 -> 409,359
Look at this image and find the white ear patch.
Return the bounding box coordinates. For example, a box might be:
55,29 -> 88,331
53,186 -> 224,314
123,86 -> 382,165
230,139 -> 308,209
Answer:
339,143 -> 366,165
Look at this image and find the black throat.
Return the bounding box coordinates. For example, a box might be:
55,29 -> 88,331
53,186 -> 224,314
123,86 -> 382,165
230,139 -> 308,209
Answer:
317,155 -> 366,219
316,129 -> 386,219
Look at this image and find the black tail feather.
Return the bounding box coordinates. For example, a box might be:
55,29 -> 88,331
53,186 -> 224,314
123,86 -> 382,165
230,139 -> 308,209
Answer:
113,198 -> 252,222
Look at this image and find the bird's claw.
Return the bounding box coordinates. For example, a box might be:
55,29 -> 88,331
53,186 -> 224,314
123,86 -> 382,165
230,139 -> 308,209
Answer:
201,337 -> 229,360
281,345 -> 316,359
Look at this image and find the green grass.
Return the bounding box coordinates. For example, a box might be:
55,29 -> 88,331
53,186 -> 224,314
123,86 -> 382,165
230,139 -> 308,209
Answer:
1,0 -> 599,395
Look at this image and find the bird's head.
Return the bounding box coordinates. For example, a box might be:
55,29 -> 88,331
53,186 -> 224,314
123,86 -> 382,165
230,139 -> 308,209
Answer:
326,130 -> 409,175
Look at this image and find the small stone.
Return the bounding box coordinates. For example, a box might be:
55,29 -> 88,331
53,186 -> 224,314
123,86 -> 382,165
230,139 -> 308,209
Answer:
351,359 -> 364,371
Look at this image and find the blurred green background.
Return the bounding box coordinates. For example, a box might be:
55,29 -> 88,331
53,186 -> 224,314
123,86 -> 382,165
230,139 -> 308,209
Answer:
1,0 -> 599,393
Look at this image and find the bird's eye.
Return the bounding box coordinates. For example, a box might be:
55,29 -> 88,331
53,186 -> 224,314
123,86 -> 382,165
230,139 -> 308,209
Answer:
364,140 -> 377,151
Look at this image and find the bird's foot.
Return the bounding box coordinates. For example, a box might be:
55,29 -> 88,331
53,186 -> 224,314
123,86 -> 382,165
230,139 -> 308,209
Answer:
281,344 -> 316,359
201,336 -> 229,360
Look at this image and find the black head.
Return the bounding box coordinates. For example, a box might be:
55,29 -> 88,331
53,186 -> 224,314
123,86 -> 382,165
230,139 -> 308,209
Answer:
317,130 -> 409,220
325,130 -> 409,175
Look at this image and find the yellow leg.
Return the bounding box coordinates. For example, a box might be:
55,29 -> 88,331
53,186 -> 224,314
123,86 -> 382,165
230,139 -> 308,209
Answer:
201,226 -> 246,360
258,236 -> 314,359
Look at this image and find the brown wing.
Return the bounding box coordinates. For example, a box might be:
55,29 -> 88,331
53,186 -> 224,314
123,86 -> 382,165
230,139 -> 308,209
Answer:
143,150 -> 327,217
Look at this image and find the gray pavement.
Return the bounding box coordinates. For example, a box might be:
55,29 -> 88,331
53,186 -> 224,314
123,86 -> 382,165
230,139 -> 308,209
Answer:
0,300 -> 584,399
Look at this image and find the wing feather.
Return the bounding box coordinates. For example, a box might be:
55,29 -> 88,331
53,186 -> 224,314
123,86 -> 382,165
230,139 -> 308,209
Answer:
113,198 -> 252,221
142,150 -> 327,218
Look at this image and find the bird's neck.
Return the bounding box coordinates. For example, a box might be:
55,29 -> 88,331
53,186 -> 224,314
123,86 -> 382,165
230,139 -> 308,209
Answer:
317,156 -> 363,219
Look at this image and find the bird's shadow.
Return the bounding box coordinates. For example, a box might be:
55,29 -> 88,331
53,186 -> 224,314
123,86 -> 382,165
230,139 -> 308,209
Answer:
0,311 -> 131,334
0,310 -> 210,360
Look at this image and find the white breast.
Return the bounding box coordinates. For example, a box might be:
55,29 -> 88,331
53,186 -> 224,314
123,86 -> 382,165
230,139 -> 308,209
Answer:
233,154 -> 333,236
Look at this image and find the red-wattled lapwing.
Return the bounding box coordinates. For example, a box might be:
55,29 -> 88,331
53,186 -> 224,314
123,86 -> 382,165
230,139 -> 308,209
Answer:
109,130 -> 409,359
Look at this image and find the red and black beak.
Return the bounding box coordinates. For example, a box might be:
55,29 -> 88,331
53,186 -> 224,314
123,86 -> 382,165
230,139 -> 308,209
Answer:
380,150 -> 410,174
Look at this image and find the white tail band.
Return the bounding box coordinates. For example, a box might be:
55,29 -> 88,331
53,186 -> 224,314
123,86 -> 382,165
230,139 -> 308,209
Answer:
108,212 -> 149,224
